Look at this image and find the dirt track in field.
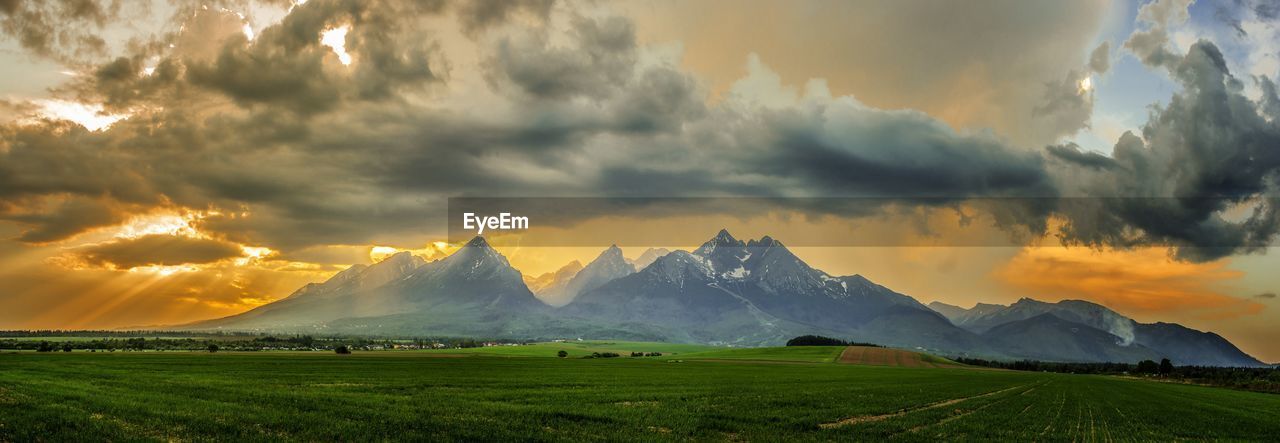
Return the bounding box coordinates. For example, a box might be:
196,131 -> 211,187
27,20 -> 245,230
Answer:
818,383 -> 1033,429
836,346 -> 961,368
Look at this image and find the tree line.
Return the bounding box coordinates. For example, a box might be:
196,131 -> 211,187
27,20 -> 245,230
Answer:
955,357 -> 1280,394
4,334 -> 532,353
785,335 -> 882,347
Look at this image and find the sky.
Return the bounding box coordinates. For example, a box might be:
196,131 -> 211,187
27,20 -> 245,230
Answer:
0,0 -> 1279,360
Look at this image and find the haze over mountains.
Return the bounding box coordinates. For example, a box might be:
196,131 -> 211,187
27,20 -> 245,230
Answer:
185,231 -> 1264,367
929,299 -> 1262,367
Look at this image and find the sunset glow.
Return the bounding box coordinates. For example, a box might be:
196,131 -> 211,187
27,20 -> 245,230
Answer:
321,25 -> 352,65
3,1 -> 1280,438
33,99 -> 126,131
0,0 -> 1277,363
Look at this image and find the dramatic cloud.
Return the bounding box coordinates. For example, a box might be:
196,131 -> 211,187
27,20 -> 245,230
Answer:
0,0 -> 1277,360
0,196 -> 131,243
72,234 -> 245,269
1053,40 -> 1280,261
0,0 -> 119,64
489,16 -> 638,101
1045,143 -> 1117,171
1,0 -> 1274,261
455,0 -> 553,36
620,0 -> 1111,147
1126,0 -> 1195,69
1032,41 -> 1111,141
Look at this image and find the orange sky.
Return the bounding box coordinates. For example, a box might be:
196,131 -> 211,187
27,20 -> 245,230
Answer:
0,0 -> 1277,363
3,206 -> 1276,361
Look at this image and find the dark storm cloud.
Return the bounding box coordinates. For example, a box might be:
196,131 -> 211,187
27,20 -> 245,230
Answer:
489,15 -> 638,100
455,0 -> 553,36
1262,76 -> 1280,118
0,0 -> 118,63
1,0 -> 1277,261
0,0 -> 1089,251
475,16 -> 1051,202
1256,292 -> 1278,299
1045,143 -> 1117,170
1055,41 -> 1280,261
73,233 -> 244,268
0,120 -> 164,234
0,0 -> 460,248
1,196 -> 129,243
186,0 -> 444,113
748,107 -> 1054,199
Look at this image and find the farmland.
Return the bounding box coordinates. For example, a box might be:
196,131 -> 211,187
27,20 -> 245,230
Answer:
836,345 -> 965,368
1,346 -> 1278,441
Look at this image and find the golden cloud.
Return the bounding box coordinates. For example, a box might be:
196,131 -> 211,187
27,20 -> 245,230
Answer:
69,233 -> 245,269
996,247 -> 1265,321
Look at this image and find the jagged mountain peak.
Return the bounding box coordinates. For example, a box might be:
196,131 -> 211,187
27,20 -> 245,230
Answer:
363,251 -> 423,274
284,263 -> 368,300
584,245 -> 634,272
696,229 -> 746,256
599,244 -> 625,259
746,235 -> 780,247
379,250 -> 414,262
466,235 -> 492,248
537,244 -> 637,307
631,247 -> 671,270
284,251 -> 424,298
329,263 -> 369,283
714,228 -> 736,242
524,260 -> 583,294
1013,297 -> 1048,306
633,250 -> 716,284
187,230 -> 1263,367
366,250 -> 426,272
454,236 -> 503,259
431,236 -> 517,280
693,230 -> 755,278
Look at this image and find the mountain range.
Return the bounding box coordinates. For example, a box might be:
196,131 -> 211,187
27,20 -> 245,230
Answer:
929,299 -> 1261,366
183,230 -> 1264,367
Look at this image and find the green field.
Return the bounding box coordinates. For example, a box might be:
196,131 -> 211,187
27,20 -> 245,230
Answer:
2,347 -> 1278,441
678,345 -> 846,362
420,340 -> 719,358
0,335 -> 216,342
420,341 -> 841,362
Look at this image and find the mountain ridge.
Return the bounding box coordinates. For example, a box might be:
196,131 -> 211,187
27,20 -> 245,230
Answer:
931,298 -> 1262,366
177,231 -> 1264,367
540,245 -> 635,307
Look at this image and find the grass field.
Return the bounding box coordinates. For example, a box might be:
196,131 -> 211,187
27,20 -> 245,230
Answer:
420,340 -> 719,358
0,335 -> 217,342
678,345 -> 846,363
2,347 -> 1278,441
